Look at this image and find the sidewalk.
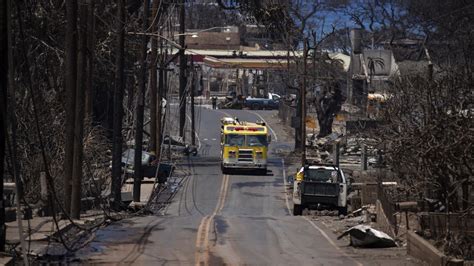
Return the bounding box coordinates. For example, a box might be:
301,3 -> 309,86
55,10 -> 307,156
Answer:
3,175 -> 162,263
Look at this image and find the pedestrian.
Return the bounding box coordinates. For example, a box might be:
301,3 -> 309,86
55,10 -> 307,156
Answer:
212,96 -> 217,109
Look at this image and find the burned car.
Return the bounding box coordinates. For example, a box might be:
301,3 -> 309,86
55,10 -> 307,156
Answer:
162,135 -> 198,156
120,149 -> 174,183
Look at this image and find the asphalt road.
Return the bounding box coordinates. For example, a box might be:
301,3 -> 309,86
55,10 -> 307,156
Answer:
80,106 -> 364,265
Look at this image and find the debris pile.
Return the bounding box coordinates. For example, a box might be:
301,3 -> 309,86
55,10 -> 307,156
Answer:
338,224 -> 397,248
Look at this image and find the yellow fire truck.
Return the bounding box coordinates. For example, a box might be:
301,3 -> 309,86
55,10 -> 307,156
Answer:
220,117 -> 271,174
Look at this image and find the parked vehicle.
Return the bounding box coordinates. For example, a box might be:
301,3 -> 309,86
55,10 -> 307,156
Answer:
163,135 -> 198,156
291,163 -> 348,215
218,95 -> 244,109
244,93 -> 281,110
120,149 -> 174,183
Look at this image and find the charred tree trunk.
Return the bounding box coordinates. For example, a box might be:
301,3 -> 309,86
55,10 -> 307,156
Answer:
315,86 -> 343,138
64,0 -> 78,215
85,0 -> 95,119
111,0 -> 125,208
133,0 -> 150,202
71,0 -> 88,219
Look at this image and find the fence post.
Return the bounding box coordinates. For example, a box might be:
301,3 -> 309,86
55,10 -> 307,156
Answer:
333,142 -> 340,166
40,171 -> 48,203
361,144 -> 368,170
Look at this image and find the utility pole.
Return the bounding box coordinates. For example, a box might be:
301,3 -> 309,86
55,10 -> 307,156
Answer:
149,0 -> 160,153
0,0 -> 8,251
7,1 -> 28,260
286,31 -> 300,150
190,57 -> 195,146
111,0 -> 125,208
133,0 -> 150,203
149,36 -> 157,152
64,0 -> 78,215
300,39 -> 308,165
178,0 -> 186,139
295,96 -> 301,150
71,0 -> 89,219
7,0 -> 28,260
85,0 -> 95,118
156,39 -> 164,157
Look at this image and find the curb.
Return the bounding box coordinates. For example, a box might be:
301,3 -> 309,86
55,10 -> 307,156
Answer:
407,230 -> 465,266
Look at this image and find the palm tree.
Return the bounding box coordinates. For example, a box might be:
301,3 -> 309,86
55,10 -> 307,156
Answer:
367,56 -> 385,85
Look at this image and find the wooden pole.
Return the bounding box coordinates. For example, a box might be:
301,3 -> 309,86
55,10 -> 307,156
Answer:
63,0 -> 78,215
84,0 -> 95,118
71,0 -> 89,219
361,144 -> 368,170
178,0 -> 186,139
156,39 -> 164,158
301,39 -> 308,165
133,0 -> 150,202
111,0 -> 125,208
191,57 -> 195,146
0,0 -> 9,251
149,0 -> 159,152
333,142 -> 340,166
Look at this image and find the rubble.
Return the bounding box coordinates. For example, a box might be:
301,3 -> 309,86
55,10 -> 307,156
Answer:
338,224 -> 397,248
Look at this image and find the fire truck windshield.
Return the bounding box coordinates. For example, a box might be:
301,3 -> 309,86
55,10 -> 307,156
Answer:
225,134 -> 245,146
247,135 -> 267,146
224,134 -> 267,146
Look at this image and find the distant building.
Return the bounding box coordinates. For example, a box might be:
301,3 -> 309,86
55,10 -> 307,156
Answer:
185,26 -> 240,50
348,29 -> 430,115
184,24 -> 286,51
239,24 -> 286,50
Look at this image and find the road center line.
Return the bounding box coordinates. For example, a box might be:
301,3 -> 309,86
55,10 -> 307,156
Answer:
195,174 -> 230,266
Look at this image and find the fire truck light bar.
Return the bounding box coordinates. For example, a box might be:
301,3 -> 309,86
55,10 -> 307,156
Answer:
227,126 -> 265,132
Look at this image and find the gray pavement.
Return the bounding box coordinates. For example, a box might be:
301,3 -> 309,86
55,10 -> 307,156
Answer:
77,107 -> 412,265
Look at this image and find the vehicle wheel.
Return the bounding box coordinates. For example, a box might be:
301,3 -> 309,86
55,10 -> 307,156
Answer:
338,206 -> 348,216
252,103 -> 260,110
259,168 -> 267,175
293,204 -> 302,216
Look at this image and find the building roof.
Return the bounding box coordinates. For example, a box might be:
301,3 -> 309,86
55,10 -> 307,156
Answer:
181,49 -> 350,71
203,56 -> 288,69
